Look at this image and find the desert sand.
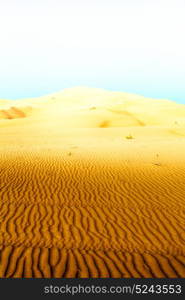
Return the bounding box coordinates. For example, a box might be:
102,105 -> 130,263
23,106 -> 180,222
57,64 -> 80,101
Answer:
0,87 -> 185,278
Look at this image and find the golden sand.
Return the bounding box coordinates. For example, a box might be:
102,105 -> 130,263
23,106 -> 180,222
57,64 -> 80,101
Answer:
0,87 -> 185,278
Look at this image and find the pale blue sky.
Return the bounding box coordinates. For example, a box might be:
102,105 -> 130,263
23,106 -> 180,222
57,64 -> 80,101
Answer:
0,0 -> 185,103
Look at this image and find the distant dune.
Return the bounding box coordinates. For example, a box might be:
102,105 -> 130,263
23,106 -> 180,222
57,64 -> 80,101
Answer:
0,87 -> 185,278
1,87 -> 185,127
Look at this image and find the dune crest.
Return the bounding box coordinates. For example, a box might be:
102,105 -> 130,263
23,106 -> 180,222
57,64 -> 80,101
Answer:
1,87 -> 185,127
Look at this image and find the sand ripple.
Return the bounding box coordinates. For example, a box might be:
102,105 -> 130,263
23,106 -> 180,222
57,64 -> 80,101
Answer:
0,151 -> 185,278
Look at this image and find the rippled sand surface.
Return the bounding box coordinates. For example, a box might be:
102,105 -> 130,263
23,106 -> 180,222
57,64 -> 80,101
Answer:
0,87 -> 185,277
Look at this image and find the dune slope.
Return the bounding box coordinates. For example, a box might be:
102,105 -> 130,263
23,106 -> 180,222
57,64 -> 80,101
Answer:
0,87 -> 185,278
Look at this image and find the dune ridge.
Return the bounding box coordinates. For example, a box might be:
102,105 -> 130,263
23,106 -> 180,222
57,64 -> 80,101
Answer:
0,87 -> 185,277
1,87 -> 185,127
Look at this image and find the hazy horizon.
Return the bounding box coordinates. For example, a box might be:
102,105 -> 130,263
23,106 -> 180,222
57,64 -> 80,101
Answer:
0,0 -> 185,103
2,86 -> 185,105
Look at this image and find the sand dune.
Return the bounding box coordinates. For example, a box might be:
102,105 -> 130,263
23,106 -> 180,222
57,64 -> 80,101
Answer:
0,106 -> 32,120
1,87 -> 185,127
0,87 -> 185,278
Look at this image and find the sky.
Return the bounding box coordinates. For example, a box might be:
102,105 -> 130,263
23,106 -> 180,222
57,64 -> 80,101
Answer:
0,0 -> 185,103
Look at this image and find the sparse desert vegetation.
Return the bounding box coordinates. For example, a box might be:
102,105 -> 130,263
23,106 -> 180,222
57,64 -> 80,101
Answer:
125,134 -> 134,140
